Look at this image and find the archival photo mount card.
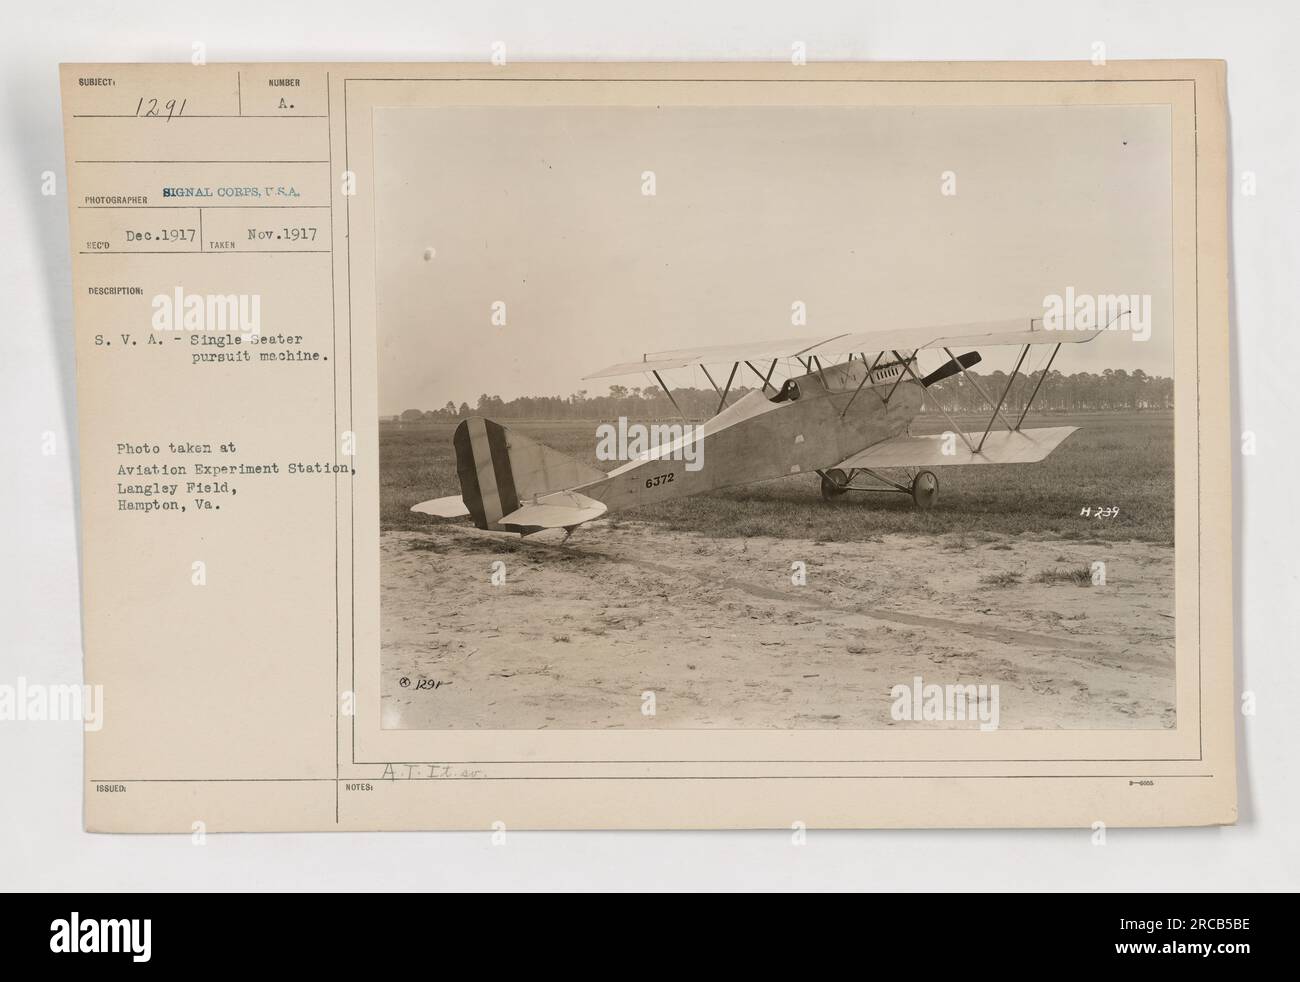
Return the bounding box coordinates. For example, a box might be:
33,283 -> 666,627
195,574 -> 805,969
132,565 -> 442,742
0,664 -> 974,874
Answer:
60,60 -> 1235,830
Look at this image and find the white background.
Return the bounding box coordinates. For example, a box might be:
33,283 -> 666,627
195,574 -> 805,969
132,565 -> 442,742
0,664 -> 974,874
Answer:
2,0 -> 1295,892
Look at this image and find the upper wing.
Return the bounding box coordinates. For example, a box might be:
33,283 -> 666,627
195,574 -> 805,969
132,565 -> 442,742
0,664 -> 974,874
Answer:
583,315 -> 1113,380
822,318 -> 1102,358
583,334 -> 837,380
836,425 -> 1079,469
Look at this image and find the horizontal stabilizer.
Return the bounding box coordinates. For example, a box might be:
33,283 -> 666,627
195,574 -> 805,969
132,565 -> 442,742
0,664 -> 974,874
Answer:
499,491 -> 607,529
411,495 -> 470,518
837,426 -> 1078,468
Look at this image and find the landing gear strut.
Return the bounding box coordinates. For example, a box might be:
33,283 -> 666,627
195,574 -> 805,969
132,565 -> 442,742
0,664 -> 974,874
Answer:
816,467 -> 940,509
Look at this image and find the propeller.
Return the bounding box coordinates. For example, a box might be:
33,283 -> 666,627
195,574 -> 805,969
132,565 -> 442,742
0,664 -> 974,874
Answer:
921,351 -> 981,387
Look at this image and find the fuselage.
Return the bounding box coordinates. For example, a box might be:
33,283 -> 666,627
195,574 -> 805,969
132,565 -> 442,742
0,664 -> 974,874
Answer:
574,359 -> 922,514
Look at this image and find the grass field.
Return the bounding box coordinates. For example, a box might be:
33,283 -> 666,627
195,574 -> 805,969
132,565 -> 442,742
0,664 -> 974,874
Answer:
380,410 -> 1173,543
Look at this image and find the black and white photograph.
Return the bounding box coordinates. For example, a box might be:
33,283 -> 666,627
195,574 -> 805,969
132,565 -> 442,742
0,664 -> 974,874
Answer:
377,103 -> 1176,732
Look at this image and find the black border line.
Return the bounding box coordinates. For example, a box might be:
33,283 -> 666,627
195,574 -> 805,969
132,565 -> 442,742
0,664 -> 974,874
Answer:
328,70 -> 340,824
93,773 -> 1213,783
346,74 -> 1205,778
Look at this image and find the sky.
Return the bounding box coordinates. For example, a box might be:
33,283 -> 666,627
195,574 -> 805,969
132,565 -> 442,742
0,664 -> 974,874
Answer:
374,103 -> 1174,414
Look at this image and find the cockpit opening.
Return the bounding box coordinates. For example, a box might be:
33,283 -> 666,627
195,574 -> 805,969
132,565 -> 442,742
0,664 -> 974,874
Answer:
770,378 -> 801,403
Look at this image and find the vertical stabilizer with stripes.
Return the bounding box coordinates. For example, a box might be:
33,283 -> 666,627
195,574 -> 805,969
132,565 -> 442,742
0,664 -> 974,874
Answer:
453,417 -> 609,532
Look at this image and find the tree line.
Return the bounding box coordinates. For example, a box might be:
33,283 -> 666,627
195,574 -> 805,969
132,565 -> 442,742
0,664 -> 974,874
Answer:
393,368 -> 1172,423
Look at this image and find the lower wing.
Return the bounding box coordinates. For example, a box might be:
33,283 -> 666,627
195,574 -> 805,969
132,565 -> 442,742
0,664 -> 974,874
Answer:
836,426 -> 1078,468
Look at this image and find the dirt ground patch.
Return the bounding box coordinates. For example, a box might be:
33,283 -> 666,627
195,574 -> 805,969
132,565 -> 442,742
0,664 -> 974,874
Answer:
380,522 -> 1175,731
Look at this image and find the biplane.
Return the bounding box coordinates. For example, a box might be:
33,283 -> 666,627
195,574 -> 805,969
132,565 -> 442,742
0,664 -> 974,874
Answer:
412,316 -> 1112,535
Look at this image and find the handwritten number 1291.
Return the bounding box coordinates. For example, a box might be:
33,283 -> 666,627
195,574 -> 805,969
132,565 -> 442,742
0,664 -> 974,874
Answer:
134,97 -> 187,120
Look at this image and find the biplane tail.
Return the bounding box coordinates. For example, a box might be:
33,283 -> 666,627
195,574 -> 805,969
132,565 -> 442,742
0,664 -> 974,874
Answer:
412,417 -> 608,532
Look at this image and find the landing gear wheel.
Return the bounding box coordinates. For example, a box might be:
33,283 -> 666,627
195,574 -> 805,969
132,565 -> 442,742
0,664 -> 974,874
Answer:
820,468 -> 849,501
911,470 -> 939,510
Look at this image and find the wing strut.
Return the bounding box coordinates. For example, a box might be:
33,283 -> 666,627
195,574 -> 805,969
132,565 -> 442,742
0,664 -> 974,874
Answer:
975,343 -> 1029,453
746,359 -> 779,394
1014,342 -> 1062,431
882,350 -> 915,405
943,346 -> 1019,436
699,363 -> 738,415
811,355 -> 837,403
718,362 -> 739,414
864,352 -> 890,404
650,370 -> 687,422
892,349 -> 977,454
840,355 -> 877,418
